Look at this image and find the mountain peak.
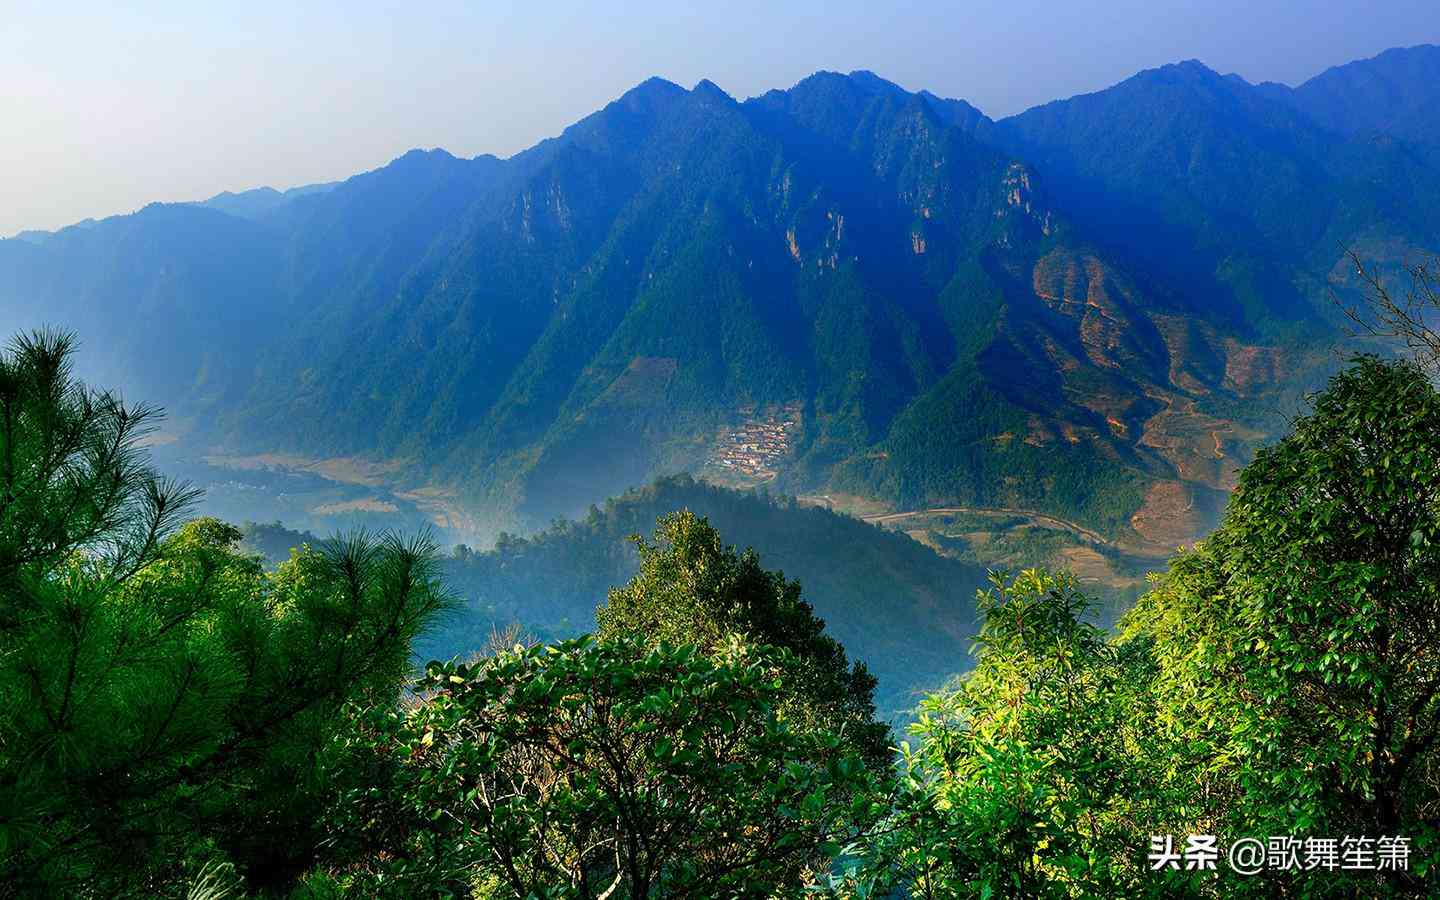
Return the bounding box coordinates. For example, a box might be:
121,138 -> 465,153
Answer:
619,76 -> 686,103
787,69 -> 891,94
397,147 -> 456,161
594,76 -> 690,123
1288,43 -> 1440,144
206,186 -> 281,203
384,148 -> 461,174
1143,58 -> 1225,84
691,78 -> 733,103
846,69 -> 904,94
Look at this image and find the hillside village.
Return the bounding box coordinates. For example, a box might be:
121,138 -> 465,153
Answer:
704,401 -> 804,483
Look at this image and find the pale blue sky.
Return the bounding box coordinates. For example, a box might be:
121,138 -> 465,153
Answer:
2,1 -> 1436,236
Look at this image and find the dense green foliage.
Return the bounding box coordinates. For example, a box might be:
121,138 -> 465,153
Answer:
1121,355 -> 1440,888
823,356 -> 1440,897
826,570 -> 1162,897
0,333 -> 452,897
323,638 -> 885,898
595,510 -> 891,767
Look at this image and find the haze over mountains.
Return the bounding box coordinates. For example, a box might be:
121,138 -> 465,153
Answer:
3,44 -> 1438,555
241,475 -> 992,719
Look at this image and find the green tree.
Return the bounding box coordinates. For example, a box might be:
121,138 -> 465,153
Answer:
595,510 -> 891,768
833,358 -> 1440,898
1124,354 -> 1440,895
830,569 -> 1165,898
0,331 -> 450,897
335,636 -> 885,898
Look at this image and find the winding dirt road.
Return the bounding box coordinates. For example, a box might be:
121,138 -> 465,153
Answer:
859,505 -> 1110,545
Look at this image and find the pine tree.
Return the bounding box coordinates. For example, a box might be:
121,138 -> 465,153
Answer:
0,331 -> 451,897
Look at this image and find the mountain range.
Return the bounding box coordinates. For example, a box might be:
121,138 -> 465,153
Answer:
4,44 -> 1439,552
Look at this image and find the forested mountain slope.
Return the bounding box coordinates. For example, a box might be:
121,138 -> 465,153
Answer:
1284,44 -> 1440,154
6,47 -> 1439,548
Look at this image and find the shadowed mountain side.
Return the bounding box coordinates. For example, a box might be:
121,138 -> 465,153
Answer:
7,52 -> 1437,552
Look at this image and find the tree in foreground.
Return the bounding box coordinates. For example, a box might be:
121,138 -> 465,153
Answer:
825,570 -> 1164,898
1123,354 -> 1440,895
596,510 -> 891,769
328,636 -> 886,898
832,355 -> 1440,898
0,331 -> 450,897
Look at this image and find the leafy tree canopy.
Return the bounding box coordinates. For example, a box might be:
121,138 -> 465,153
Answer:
832,356 -> 1440,898
828,570 -> 1164,898
326,636 -> 886,898
1122,354 -> 1440,892
596,510 -> 891,767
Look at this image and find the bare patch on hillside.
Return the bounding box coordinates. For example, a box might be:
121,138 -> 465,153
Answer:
1148,314 -> 1226,392
312,498 -> 399,515
1055,546 -> 1131,584
1032,249 -> 1166,377
1222,340 -> 1283,393
202,452 -> 407,488
796,492 -> 893,518
905,529 -> 942,551
1129,481 -> 1205,549
1137,392 -> 1258,489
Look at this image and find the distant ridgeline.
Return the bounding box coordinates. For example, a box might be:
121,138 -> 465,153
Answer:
8,46 -> 1440,548
242,476 -> 989,721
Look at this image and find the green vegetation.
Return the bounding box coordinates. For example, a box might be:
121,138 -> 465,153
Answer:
0,333 -> 450,895
825,356 -> 1440,897
1127,355 -> 1440,851
828,570 -> 1156,897
329,638 -> 884,897
929,516 -> 1088,564
6,335 -> 1440,897
833,361 -> 1156,537
596,510 -> 891,767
